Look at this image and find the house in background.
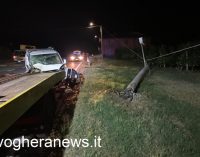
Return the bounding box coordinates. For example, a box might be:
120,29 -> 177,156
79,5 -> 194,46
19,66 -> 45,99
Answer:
102,37 -> 141,57
102,36 -> 150,58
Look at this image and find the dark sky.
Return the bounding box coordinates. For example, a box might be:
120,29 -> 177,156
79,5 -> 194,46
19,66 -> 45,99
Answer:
0,1 -> 199,53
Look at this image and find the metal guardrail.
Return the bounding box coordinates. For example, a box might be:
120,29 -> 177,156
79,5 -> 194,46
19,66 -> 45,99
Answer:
0,71 -> 65,135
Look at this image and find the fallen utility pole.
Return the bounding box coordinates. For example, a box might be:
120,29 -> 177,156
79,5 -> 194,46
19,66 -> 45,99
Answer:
117,64 -> 150,101
112,37 -> 149,101
126,64 -> 150,92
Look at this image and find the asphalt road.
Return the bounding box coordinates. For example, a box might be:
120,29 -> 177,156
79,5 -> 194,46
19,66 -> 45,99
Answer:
0,61 -> 26,75
67,61 -> 85,73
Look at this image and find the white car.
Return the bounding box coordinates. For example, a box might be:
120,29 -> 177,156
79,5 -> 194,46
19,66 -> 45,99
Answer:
25,48 -> 80,83
25,48 -> 64,72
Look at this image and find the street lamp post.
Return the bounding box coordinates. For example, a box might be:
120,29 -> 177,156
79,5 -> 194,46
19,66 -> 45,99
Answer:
100,25 -> 103,58
89,22 -> 103,58
139,37 -> 147,66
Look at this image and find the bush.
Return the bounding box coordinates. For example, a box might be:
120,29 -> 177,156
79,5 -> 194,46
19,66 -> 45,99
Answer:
115,47 -> 138,60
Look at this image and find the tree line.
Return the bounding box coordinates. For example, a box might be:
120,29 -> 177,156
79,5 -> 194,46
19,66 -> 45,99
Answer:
115,42 -> 200,71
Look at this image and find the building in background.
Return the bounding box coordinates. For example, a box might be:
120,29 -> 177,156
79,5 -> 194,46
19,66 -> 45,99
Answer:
102,38 -> 140,57
102,36 -> 150,58
20,44 -> 36,50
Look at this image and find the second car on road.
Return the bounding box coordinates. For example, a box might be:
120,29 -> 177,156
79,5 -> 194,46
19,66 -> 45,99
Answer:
68,50 -> 84,62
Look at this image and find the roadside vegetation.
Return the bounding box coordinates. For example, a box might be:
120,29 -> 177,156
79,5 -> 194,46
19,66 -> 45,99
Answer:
115,41 -> 200,71
64,59 -> 200,157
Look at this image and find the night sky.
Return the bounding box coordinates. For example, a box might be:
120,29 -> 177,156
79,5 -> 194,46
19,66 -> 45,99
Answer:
0,1 -> 200,54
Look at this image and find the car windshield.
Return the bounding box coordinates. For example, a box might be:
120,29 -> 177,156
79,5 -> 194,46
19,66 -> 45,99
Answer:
73,51 -> 81,55
73,54 -> 81,56
30,53 -> 62,65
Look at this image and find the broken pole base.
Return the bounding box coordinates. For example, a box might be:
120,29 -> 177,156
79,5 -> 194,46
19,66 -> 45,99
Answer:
122,64 -> 150,101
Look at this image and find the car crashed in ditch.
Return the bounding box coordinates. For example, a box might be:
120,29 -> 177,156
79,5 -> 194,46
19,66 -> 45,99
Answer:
25,48 -> 80,83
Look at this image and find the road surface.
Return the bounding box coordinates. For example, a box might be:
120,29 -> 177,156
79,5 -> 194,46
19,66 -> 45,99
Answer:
0,62 -> 25,75
67,61 -> 85,73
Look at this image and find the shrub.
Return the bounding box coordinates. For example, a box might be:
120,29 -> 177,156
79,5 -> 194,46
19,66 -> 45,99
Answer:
115,47 -> 138,60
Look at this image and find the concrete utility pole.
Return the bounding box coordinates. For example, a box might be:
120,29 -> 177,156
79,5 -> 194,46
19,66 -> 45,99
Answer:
186,51 -> 189,71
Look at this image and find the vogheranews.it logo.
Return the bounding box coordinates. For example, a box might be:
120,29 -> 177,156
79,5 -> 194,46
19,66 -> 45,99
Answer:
0,136 -> 102,151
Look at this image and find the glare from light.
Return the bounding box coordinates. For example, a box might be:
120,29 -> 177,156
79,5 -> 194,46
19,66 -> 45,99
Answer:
70,56 -> 75,60
89,22 -> 94,27
78,56 -> 83,60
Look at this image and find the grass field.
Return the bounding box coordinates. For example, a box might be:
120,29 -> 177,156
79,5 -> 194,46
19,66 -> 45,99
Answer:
64,59 -> 200,157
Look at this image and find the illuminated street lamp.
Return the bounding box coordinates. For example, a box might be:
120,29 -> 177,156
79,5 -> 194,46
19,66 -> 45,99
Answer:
88,22 -> 103,58
89,22 -> 94,27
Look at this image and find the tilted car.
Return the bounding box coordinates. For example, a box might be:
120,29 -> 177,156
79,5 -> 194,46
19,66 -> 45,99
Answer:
25,48 -> 80,83
25,48 -> 64,72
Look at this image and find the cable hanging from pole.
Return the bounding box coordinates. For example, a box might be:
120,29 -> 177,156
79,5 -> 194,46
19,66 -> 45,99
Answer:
147,43 -> 200,61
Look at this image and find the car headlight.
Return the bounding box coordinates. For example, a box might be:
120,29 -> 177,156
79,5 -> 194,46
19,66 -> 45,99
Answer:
70,56 -> 75,60
78,56 -> 83,60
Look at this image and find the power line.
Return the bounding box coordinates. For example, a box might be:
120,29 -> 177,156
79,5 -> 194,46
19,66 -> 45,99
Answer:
147,43 -> 200,61
103,27 -> 143,60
